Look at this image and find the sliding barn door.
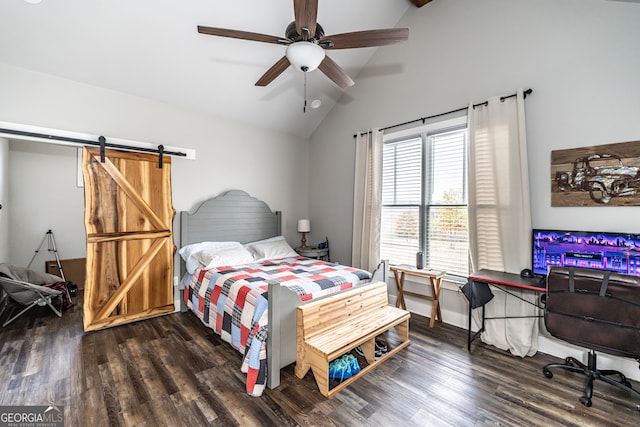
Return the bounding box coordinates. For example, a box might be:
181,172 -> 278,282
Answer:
82,147 -> 174,332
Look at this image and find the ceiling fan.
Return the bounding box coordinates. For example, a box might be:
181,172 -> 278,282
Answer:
197,0 -> 409,90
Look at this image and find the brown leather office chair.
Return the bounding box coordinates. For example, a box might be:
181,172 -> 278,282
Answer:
543,266 -> 640,408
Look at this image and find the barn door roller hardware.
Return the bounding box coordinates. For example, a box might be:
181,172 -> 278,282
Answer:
0,127 -> 185,168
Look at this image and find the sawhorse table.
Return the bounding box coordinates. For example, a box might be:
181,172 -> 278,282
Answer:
390,265 -> 446,328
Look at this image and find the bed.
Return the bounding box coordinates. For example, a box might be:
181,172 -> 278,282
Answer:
179,190 -> 379,396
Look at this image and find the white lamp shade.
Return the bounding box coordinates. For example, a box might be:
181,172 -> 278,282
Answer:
285,42 -> 325,72
297,219 -> 311,233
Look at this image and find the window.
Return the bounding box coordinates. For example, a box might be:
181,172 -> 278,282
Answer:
380,119 -> 469,277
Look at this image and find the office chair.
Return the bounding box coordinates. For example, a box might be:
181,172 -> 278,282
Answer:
542,266 -> 640,408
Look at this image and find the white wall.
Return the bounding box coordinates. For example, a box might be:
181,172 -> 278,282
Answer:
0,63 -> 309,270
8,141 -> 85,266
309,0 -> 640,378
0,138 -> 8,262
310,0 -> 640,265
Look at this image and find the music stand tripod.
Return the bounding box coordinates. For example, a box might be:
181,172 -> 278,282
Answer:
27,229 -> 72,303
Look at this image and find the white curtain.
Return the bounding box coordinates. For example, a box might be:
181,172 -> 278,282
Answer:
468,88 -> 537,356
352,129 -> 383,272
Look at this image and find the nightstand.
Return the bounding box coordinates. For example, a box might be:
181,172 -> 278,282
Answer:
295,246 -> 330,261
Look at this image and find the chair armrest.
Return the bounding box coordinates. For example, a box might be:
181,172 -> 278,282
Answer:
0,277 -> 63,296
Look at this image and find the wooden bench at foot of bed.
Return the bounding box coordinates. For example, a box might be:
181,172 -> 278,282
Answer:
295,281 -> 411,397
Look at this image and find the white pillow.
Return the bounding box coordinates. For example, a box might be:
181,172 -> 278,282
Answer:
244,236 -> 298,261
197,245 -> 255,270
178,241 -> 242,274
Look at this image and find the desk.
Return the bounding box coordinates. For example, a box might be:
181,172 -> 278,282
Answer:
390,265 -> 446,328
466,269 -> 545,351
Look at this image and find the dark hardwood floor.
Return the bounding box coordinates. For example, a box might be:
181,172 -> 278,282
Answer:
1,291 -> 639,426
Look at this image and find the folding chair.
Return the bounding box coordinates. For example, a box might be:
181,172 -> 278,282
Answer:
0,276 -> 64,327
0,262 -> 67,327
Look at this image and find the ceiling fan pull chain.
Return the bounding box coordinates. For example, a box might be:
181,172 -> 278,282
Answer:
303,69 -> 308,113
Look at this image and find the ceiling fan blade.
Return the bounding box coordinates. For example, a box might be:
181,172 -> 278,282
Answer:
294,0 -> 318,39
318,56 -> 354,90
320,28 -> 409,50
198,26 -> 289,45
255,56 -> 291,86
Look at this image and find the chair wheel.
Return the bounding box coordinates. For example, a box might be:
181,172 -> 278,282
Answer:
543,368 -> 553,379
580,396 -> 592,407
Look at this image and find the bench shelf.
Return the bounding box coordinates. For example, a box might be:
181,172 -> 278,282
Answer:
295,281 -> 410,397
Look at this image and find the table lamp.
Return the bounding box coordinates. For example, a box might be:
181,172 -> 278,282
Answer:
297,219 -> 310,249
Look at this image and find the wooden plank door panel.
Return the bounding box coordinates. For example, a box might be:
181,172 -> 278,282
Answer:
83,147 -> 175,331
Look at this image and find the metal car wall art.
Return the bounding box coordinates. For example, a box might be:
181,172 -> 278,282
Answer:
551,141 -> 640,207
555,154 -> 640,203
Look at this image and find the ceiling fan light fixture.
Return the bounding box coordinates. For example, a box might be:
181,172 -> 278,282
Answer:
285,42 -> 325,72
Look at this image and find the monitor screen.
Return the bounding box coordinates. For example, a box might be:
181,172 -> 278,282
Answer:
532,229 -> 640,276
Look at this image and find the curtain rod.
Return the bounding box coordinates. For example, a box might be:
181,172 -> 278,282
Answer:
353,88 -> 532,138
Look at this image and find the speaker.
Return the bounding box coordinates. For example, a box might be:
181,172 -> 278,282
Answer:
416,252 -> 424,269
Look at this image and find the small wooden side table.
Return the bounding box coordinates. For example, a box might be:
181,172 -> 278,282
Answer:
390,265 -> 446,328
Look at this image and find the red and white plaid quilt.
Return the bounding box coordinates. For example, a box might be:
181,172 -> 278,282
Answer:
183,256 -> 371,396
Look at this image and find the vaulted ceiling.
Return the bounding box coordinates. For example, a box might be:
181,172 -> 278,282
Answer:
2,0 -> 632,139
0,0 -> 417,138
